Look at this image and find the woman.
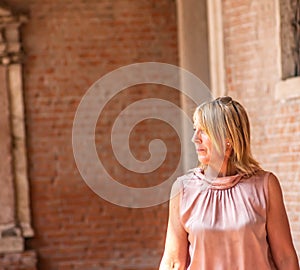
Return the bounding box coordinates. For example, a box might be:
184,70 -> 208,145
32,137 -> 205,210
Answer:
159,96 -> 299,269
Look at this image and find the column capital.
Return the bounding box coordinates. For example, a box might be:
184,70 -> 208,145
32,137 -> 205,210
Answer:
0,4 -> 27,65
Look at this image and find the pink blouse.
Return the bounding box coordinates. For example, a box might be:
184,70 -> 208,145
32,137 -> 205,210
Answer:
178,169 -> 277,270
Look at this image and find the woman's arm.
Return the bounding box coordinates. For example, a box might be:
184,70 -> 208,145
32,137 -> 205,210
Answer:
159,180 -> 189,270
266,173 -> 299,269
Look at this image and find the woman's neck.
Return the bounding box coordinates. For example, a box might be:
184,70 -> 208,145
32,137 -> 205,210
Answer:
204,160 -> 237,178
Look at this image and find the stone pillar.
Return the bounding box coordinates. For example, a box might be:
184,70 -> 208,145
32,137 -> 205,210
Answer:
0,4 -> 33,253
177,0 -> 211,87
176,0 -> 212,170
6,24 -> 34,238
0,63 -> 16,231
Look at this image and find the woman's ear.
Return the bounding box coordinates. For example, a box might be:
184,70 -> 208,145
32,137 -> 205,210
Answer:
225,139 -> 231,149
225,140 -> 233,157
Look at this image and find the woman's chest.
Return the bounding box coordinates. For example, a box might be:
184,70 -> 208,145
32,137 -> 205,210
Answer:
180,183 -> 267,232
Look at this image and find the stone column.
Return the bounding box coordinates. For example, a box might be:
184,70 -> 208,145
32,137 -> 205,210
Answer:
0,4 -> 33,252
0,63 -> 16,231
176,0 -> 211,171
6,23 -> 34,238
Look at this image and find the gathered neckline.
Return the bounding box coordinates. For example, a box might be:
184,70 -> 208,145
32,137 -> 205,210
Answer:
193,167 -> 243,190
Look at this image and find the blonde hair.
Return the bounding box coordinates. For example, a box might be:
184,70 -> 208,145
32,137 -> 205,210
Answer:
193,96 -> 261,176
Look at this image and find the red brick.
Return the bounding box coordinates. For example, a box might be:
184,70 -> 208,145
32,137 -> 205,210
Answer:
4,1 -> 178,269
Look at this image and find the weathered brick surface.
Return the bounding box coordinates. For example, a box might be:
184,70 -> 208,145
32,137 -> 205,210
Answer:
5,0 -> 178,269
0,251 -> 37,270
222,0 -> 300,258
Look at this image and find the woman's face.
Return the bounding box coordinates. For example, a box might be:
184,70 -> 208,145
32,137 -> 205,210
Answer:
192,126 -> 213,165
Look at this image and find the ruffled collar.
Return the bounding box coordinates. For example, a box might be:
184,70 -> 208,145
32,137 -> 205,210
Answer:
193,167 -> 243,190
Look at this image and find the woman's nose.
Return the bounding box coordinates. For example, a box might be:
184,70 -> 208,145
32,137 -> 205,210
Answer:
192,130 -> 202,143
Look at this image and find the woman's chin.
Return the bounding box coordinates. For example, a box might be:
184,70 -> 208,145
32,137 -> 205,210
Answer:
198,157 -> 210,165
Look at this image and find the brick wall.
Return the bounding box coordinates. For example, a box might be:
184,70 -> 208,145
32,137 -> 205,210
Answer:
0,251 -> 37,270
4,0 -> 298,269
222,0 -> 300,258
5,1 -> 178,269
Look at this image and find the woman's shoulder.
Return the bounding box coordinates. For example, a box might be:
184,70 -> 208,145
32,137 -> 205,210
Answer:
244,170 -> 280,191
171,169 -> 198,193
178,168 -> 196,181
246,169 -> 273,180
176,168 -> 202,186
